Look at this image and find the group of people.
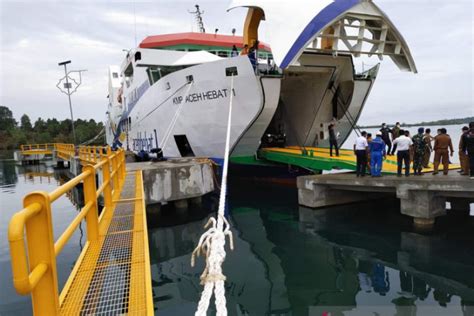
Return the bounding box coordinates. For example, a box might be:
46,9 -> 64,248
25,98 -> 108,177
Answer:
352,122 -> 474,178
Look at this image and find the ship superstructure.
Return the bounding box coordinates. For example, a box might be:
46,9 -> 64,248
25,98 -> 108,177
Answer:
105,0 -> 416,168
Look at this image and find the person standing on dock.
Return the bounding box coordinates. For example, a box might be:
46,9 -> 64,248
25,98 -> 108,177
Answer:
461,122 -> 474,179
380,123 -> 392,155
459,126 -> 470,175
369,132 -> 386,177
354,131 -> 369,177
432,128 -> 454,175
366,133 -> 373,173
390,122 -> 401,155
328,123 -> 339,157
412,127 -> 426,175
393,130 -> 413,177
422,128 -> 433,168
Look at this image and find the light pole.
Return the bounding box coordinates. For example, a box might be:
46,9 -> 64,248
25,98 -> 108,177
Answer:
58,60 -> 77,144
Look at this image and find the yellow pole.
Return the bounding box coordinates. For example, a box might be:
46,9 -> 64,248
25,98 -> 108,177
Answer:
111,152 -> 119,193
102,154 -> 113,211
120,150 -> 126,181
24,192 -> 60,315
82,165 -> 99,242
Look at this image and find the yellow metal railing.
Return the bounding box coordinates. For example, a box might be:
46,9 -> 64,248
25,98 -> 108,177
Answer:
8,147 -> 126,315
20,143 -> 56,152
78,145 -> 110,165
19,143 -> 76,160
55,144 -> 75,161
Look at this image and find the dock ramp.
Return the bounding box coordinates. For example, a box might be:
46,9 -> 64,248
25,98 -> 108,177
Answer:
260,146 -> 460,174
8,147 -> 153,315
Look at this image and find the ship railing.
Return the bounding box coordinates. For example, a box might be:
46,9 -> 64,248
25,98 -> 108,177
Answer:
8,147 -> 126,315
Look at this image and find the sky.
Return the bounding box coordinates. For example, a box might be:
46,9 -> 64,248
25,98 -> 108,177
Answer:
0,0 -> 473,125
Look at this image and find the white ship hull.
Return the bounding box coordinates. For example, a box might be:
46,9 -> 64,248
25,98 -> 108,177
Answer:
105,0 -> 417,164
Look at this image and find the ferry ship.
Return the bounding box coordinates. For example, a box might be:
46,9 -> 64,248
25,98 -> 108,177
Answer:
105,0 -> 416,168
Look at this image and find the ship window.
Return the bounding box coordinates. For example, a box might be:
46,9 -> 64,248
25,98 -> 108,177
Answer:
217,51 -> 228,58
134,51 -> 141,61
146,67 -> 161,85
225,67 -> 238,76
186,75 -> 194,83
174,135 -> 195,157
112,72 -> 118,78
124,63 -> 133,77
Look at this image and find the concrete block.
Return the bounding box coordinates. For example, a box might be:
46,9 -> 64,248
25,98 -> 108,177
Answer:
399,191 -> 446,220
174,199 -> 188,210
129,159 -> 215,205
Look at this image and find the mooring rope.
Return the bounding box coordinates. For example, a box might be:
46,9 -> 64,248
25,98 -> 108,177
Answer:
191,75 -> 235,316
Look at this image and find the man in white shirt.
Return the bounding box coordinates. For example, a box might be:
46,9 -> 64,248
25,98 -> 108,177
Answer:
392,130 -> 413,176
353,131 -> 369,177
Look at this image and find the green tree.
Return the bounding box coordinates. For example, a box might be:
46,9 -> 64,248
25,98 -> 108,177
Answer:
20,114 -> 32,131
0,106 -> 17,132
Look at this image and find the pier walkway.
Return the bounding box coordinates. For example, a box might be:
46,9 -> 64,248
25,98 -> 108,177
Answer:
261,146 -> 460,174
298,172 -> 474,225
8,146 -> 153,315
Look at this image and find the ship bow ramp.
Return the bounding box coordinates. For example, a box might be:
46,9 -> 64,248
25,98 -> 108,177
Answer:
229,0 -> 417,160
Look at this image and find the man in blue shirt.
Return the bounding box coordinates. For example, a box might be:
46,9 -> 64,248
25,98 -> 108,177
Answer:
369,132 -> 386,177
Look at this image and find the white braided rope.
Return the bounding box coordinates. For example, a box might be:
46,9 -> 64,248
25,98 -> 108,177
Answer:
191,75 -> 235,316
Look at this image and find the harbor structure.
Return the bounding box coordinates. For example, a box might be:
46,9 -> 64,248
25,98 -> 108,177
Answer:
297,173 -> 474,226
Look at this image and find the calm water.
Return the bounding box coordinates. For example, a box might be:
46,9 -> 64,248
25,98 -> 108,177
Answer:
2,132 -> 474,315
149,181 -> 474,315
0,158 -> 85,315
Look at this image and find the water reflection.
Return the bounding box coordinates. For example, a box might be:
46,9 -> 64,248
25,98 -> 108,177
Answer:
0,159 -> 86,315
150,181 -> 474,315
0,159 -> 18,187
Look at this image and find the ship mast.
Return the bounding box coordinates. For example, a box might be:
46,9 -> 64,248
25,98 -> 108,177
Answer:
188,4 -> 206,33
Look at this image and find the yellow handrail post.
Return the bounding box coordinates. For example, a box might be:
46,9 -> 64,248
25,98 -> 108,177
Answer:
120,150 -> 126,181
18,192 -> 59,314
111,151 -> 119,192
102,155 -> 113,211
82,165 -> 99,241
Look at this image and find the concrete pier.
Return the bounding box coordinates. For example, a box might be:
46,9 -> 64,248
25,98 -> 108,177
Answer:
127,158 -> 215,206
13,150 -> 48,165
297,173 -> 474,224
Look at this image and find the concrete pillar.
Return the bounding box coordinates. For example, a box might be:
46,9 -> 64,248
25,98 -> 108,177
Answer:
147,203 -> 161,215
174,199 -> 188,210
399,191 -> 446,225
190,196 -> 202,206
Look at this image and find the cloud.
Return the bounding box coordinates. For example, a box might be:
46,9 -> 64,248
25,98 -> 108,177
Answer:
102,11 -> 180,28
0,0 -> 472,127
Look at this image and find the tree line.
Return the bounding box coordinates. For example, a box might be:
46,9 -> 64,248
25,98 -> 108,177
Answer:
0,105 -> 105,150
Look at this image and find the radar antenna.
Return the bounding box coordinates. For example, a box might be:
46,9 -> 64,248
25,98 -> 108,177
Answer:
188,4 -> 206,33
